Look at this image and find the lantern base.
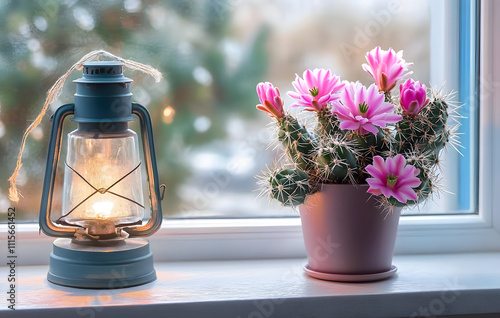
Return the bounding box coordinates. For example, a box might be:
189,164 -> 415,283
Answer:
47,238 -> 156,289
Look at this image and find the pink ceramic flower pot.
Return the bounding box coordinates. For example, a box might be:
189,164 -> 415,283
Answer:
299,183 -> 401,281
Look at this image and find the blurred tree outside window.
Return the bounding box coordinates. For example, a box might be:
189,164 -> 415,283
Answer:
0,0 -> 474,221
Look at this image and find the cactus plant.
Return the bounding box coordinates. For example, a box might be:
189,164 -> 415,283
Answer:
256,47 -> 459,209
268,168 -> 310,206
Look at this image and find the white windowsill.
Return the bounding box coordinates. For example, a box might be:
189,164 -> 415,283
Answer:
8,214 -> 500,266
1,252 -> 500,318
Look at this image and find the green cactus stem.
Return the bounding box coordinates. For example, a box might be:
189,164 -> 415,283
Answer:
316,142 -> 357,183
316,108 -> 344,139
269,168 -> 311,207
355,128 -> 391,157
384,91 -> 392,103
395,97 -> 450,165
277,115 -> 317,170
421,98 -> 448,135
354,128 -> 392,181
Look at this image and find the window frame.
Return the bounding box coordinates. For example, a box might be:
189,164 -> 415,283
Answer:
2,0 -> 500,265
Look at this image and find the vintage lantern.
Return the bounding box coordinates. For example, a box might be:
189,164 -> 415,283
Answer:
39,61 -> 163,288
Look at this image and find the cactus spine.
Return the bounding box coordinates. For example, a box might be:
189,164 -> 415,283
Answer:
278,115 -> 316,170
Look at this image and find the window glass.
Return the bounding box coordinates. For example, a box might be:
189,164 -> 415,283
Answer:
0,0 -> 476,221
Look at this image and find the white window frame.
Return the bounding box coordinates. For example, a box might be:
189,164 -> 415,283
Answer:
2,0 -> 500,265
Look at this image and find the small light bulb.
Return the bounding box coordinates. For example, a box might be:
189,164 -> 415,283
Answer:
163,106 -> 175,124
92,201 -> 114,219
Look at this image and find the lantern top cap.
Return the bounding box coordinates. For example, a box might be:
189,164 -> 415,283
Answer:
74,61 -> 133,84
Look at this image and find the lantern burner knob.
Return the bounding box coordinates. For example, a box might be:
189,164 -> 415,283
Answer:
87,219 -> 117,236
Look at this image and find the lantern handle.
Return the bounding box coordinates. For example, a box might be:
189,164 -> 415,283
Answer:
124,103 -> 163,237
39,103 -> 78,237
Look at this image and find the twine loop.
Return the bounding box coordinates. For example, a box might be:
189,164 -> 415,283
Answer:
8,50 -> 162,203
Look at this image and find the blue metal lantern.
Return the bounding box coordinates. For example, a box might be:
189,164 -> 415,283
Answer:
39,61 -> 163,288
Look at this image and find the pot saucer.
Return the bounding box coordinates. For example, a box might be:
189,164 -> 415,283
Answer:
303,265 -> 397,282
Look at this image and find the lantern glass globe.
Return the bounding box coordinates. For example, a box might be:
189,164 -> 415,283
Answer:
60,125 -> 144,232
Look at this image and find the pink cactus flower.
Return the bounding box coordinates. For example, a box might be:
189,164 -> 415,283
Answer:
365,155 -> 421,204
287,68 -> 344,111
332,82 -> 402,135
256,82 -> 285,119
362,47 -> 413,93
399,78 -> 429,117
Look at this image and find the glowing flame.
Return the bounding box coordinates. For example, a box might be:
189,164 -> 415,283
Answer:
92,201 -> 114,219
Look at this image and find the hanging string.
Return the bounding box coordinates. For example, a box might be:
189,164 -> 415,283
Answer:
8,49 -> 163,203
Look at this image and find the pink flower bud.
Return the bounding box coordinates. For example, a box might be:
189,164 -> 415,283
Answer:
399,78 -> 429,117
256,82 -> 285,119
